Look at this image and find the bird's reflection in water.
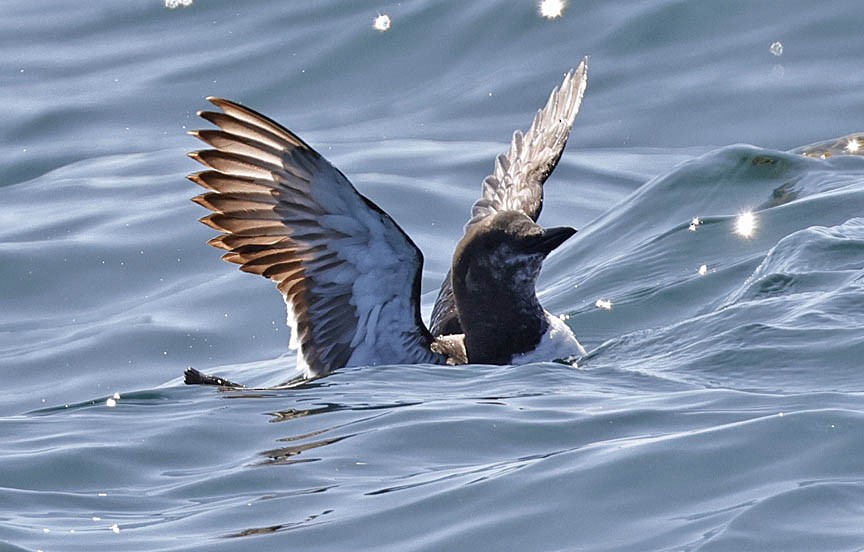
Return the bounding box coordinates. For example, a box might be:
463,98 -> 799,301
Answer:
256,432 -> 354,466
224,508 -> 335,538
221,392 -> 420,466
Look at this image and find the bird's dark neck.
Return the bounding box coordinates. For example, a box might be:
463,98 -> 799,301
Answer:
453,267 -> 549,364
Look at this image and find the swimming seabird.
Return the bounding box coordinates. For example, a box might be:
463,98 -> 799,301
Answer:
186,58 -> 588,384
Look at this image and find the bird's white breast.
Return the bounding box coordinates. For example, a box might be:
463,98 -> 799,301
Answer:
510,313 -> 585,365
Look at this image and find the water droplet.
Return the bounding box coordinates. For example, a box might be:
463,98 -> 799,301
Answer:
595,298 -> 613,310
770,41 -> 783,56
688,216 -> 701,231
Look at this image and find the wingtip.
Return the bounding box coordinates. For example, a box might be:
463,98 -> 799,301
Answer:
206,97 -> 239,111
198,213 -> 224,232
570,57 -> 588,81
207,235 -> 233,251
190,193 -> 211,210
184,366 -> 245,388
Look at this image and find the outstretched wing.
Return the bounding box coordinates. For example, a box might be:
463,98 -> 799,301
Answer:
189,98 -> 442,378
430,59 -> 588,336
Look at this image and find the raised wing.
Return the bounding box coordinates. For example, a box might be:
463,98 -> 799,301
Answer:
189,98 -> 443,378
430,59 -> 588,336
467,58 -> 588,229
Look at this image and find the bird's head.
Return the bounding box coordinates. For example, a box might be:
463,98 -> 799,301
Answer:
453,211 -> 576,297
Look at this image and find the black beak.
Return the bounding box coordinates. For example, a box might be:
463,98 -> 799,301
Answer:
527,226 -> 577,255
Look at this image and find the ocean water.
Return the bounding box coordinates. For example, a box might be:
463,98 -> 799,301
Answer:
2,1 -> 864,550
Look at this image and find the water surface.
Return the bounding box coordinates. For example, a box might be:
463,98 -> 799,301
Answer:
2,1 -> 864,550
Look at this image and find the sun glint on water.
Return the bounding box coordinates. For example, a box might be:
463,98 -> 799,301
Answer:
539,0 -> 565,19
735,211 -> 757,238
373,14 -> 391,32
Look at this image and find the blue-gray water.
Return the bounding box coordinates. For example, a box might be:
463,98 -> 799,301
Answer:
2,1 -> 864,550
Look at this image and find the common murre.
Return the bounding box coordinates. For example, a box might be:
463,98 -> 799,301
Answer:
185,58 -> 588,385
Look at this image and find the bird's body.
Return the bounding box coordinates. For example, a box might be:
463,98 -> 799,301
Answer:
187,58 -> 588,382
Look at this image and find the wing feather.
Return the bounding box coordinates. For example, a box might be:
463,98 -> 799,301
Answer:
190,97 -> 444,377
